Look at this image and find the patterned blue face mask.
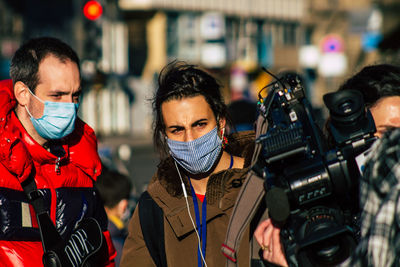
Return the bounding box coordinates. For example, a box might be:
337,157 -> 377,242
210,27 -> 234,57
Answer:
25,88 -> 79,140
167,126 -> 222,174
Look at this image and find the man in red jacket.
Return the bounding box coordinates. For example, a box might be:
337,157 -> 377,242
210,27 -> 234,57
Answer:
0,37 -> 116,266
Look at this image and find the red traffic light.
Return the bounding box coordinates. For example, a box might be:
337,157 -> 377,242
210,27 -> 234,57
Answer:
83,0 -> 103,21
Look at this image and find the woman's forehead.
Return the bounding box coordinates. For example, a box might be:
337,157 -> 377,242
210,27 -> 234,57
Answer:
161,95 -> 214,125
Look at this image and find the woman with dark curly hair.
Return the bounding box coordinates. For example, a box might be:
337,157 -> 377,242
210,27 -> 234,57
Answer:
121,61 -> 255,267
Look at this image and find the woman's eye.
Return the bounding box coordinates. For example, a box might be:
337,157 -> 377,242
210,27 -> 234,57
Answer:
171,128 -> 183,134
196,122 -> 207,128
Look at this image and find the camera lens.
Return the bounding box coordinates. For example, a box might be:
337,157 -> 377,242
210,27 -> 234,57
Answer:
306,234 -> 354,266
297,207 -> 356,266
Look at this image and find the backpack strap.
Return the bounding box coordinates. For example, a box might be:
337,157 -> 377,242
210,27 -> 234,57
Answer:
222,114 -> 268,266
139,191 -> 167,267
21,173 -> 104,267
20,173 -> 65,252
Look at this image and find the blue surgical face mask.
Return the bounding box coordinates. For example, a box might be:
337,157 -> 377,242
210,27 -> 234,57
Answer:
167,126 -> 222,174
25,88 -> 79,140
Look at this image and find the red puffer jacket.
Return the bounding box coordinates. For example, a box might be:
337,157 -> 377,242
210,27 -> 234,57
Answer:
0,80 -> 116,266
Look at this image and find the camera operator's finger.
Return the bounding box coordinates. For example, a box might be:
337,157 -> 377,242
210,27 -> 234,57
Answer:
254,219 -> 271,247
260,221 -> 274,254
271,226 -> 289,267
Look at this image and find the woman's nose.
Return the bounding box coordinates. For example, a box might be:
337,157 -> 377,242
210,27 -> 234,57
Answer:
184,130 -> 195,142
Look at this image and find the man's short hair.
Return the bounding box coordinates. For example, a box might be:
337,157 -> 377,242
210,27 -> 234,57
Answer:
9,37 -> 80,92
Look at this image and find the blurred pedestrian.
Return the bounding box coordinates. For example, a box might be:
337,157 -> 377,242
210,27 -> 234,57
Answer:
227,99 -> 258,133
120,61 -> 255,266
96,167 -> 133,266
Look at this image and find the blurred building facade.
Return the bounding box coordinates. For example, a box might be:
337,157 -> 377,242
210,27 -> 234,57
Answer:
119,0 -> 306,99
0,1 -> 23,79
1,0 -> 400,137
304,0 -> 400,107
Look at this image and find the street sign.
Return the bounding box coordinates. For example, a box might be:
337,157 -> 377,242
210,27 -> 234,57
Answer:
320,34 -> 344,53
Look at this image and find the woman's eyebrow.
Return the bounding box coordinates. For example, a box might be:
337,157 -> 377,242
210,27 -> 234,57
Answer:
191,119 -> 207,127
167,125 -> 185,130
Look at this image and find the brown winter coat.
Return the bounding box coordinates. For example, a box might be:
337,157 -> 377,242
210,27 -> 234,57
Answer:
120,131 -> 255,267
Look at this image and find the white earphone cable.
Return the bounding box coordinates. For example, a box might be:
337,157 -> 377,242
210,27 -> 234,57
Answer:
174,161 -> 208,267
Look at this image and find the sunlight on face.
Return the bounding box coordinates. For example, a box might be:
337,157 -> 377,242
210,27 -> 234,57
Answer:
370,96 -> 400,138
161,95 -> 217,142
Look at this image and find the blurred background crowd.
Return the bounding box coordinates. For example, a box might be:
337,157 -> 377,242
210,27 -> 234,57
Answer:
1,0 -> 400,214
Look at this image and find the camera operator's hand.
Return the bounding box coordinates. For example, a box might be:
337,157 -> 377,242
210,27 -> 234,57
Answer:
254,219 -> 288,267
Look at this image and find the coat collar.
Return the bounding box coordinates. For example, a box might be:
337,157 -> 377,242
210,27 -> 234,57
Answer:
9,111 -> 101,178
0,79 -> 101,179
10,111 -> 65,163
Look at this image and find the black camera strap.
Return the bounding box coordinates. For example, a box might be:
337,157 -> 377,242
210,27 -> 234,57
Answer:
20,173 -> 104,267
222,114 -> 268,266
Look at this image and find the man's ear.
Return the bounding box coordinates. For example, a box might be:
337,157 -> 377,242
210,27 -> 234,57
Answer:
117,199 -> 129,219
14,81 -> 30,106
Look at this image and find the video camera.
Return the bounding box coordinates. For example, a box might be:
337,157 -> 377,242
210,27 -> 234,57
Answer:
256,71 -> 376,266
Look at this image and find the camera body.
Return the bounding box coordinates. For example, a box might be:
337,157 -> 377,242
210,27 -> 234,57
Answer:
257,73 -> 376,266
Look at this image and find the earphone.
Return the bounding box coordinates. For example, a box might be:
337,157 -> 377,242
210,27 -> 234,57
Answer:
174,161 -> 208,267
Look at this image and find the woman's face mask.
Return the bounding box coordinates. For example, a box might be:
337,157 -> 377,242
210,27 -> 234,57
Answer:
167,126 -> 222,174
25,87 -> 79,140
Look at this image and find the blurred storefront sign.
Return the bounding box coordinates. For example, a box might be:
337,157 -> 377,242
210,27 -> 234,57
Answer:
320,34 -> 344,53
299,45 -> 320,69
176,14 -> 200,63
318,53 -> 347,77
200,12 -> 226,68
200,12 -> 225,40
201,43 -> 226,68
318,34 -> 347,77
362,31 -> 382,52
349,7 -> 382,34
350,7 -> 383,52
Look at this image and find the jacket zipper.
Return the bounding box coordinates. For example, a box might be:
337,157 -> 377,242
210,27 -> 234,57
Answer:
55,157 -> 61,174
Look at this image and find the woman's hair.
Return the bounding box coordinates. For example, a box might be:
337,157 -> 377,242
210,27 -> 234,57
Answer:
152,61 -> 229,159
337,64 -> 400,108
